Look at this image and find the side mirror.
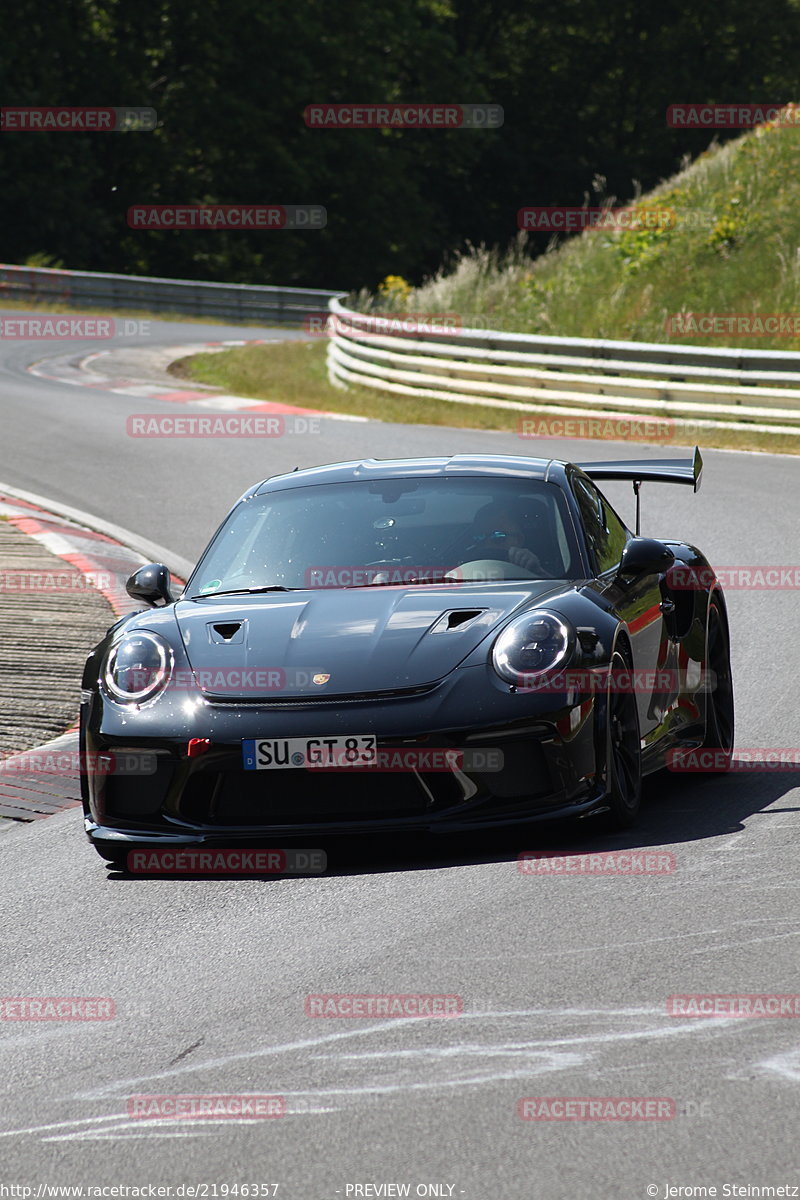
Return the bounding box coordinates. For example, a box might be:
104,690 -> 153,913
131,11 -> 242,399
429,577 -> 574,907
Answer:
616,538 -> 675,582
126,563 -> 173,608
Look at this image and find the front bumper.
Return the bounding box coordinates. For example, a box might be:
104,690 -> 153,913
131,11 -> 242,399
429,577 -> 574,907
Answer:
82,665 -> 604,849
83,727 -> 602,848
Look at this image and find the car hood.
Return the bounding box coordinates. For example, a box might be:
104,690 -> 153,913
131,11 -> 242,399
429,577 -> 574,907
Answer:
173,582 -> 568,697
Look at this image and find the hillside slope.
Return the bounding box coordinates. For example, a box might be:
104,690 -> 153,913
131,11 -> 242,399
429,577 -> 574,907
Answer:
395,111 -> 800,350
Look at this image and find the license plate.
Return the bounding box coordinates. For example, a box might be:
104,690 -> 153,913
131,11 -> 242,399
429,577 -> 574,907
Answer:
242,735 -> 377,770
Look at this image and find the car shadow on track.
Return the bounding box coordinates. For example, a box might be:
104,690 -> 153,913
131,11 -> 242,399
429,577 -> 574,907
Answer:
104,767 -> 800,881
309,768 -> 800,877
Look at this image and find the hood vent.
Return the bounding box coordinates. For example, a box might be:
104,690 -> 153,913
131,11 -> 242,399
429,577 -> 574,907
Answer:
430,609 -> 487,634
208,621 -> 246,644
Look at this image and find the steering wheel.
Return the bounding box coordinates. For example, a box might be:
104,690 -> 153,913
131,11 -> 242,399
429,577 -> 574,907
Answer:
364,557 -> 416,567
439,527 -> 493,565
446,558 -> 536,582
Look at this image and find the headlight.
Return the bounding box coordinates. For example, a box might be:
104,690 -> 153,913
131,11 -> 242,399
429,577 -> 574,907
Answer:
103,631 -> 173,703
492,610 -> 572,685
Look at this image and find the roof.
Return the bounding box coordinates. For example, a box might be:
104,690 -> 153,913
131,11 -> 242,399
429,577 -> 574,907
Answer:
254,454 -> 560,494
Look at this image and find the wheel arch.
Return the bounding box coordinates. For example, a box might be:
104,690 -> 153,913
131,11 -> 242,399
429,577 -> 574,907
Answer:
708,585 -> 730,639
611,626 -> 633,667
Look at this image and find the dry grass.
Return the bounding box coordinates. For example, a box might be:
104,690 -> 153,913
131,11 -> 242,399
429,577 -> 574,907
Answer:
364,118 -> 800,352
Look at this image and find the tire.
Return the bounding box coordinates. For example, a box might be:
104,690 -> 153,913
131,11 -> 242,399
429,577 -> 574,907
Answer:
697,602 -> 735,773
601,647 -> 643,828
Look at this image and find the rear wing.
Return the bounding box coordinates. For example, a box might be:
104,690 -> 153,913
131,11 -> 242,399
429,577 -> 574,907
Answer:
577,446 -> 702,491
575,447 -> 703,534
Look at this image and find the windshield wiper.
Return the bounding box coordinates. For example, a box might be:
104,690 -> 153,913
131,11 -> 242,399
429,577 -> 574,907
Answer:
197,585 -> 295,597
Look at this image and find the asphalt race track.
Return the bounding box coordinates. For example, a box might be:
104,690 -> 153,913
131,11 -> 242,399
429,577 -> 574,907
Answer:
0,316 -> 798,1198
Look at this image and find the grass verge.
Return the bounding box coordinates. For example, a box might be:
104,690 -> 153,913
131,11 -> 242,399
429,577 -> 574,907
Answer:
172,339 -> 800,454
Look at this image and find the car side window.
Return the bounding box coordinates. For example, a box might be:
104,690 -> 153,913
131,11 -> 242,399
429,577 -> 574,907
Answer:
572,476 -> 629,574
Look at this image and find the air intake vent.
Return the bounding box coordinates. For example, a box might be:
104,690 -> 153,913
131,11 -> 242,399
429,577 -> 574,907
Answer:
447,609 -> 482,629
430,609 -> 488,634
207,621 -> 246,644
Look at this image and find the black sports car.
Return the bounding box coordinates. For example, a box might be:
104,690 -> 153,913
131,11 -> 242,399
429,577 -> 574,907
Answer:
80,449 -> 734,866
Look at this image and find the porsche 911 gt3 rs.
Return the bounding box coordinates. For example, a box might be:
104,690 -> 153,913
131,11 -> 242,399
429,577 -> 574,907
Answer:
80,449 -> 734,867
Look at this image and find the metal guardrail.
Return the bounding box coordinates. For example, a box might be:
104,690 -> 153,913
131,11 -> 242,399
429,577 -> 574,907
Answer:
4,267 -> 799,431
0,263 -> 341,324
327,299 -> 800,433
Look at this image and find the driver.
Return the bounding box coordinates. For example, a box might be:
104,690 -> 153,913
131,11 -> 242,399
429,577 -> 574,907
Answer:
465,502 -> 544,574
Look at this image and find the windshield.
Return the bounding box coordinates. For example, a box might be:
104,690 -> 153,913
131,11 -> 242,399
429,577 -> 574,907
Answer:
187,476 -> 583,597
